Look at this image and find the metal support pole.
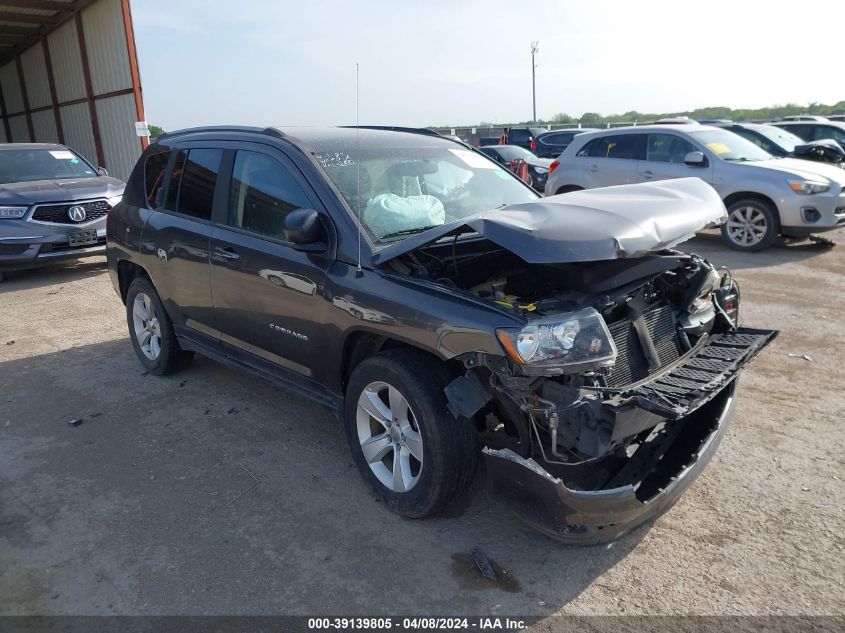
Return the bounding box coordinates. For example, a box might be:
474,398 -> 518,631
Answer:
530,41 -> 539,123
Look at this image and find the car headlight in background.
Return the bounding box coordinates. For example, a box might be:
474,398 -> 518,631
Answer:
496,307 -> 617,373
533,166 -> 548,174
107,195 -> 123,208
787,179 -> 830,194
0,205 -> 27,219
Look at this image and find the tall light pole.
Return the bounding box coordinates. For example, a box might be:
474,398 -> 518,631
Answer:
530,41 -> 539,123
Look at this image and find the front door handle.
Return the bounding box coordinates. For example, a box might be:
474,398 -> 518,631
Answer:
641,170 -> 655,179
588,164 -> 599,172
213,246 -> 241,261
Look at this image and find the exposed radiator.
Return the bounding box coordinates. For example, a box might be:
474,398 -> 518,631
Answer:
605,303 -> 681,388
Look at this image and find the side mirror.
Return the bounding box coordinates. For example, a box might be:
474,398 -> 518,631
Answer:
97,166 -> 109,176
684,151 -> 706,166
283,208 -> 325,249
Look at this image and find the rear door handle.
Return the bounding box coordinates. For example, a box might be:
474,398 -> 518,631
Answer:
588,164 -> 599,172
213,246 -> 241,261
641,170 -> 655,179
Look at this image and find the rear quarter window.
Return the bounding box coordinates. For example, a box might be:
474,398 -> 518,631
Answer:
144,150 -> 171,207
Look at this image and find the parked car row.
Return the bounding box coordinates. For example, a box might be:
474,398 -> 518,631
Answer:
544,123 -> 845,251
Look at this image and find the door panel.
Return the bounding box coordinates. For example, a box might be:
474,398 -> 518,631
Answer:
209,146 -> 331,381
142,147 -> 225,344
637,133 -> 713,184
578,134 -> 642,188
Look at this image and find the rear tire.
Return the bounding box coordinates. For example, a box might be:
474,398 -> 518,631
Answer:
343,349 -> 478,518
125,276 -> 193,375
721,198 -> 779,252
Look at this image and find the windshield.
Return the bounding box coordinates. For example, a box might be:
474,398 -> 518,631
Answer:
754,126 -> 805,152
316,145 -> 538,243
488,146 -> 536,162
0,148 -> 97,184
690,130 -> 772,162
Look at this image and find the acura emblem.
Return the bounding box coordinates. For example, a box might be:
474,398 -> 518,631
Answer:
67,205 -> 86,222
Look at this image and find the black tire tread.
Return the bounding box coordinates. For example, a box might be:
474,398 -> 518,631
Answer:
126,277 -> 193,375
344,348 -> 478,518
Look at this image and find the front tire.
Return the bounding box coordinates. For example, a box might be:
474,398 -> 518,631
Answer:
721,198 -> 779,252
343,349 -> 478,518
125,276 -> 193,375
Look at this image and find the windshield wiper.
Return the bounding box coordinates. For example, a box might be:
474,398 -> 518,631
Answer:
380,225 -> 441,239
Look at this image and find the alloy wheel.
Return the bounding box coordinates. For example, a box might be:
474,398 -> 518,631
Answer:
356,381 -> 424,493
726,205 -> 768,247
132,292 -> 162,360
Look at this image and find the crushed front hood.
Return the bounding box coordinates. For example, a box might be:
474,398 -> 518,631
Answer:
372,177 -> 727,265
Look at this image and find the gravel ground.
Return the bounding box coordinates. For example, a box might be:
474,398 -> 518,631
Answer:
1,230 -> 843,618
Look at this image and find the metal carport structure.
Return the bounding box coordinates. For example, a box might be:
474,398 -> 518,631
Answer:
0,0 -> 146,180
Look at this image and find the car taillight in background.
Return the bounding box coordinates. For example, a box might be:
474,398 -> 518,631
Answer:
530,138 -> 537,152
549,160 -> 559,173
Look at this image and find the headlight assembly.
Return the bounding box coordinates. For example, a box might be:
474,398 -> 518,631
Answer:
787,179 -> 830,195
496,307 -> 617,374
533,166 -> 548,174
0,205 -> 27,219
107,195 -> 123,207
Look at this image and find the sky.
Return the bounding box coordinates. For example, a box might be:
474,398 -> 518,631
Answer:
132,0 -> 845,131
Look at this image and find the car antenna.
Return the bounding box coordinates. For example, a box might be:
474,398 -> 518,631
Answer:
355,62 -> 363,278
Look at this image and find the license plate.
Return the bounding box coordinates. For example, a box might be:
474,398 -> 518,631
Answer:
68,229 -> 98,247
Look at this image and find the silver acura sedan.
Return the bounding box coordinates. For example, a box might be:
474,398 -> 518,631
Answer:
544,124 -> 845,251
0,143 -> 125,281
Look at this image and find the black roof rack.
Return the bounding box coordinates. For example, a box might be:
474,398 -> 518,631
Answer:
338,125 -> 440,137
157,126 -> 285,141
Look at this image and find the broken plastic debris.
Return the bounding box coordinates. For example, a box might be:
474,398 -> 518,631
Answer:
67,418 -> 83,427
471,547 -> 497,581
786,353 -> 814,362
5,340 -> 14,345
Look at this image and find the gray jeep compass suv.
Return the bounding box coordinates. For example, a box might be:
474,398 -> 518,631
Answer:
0,143 -> 125,281
107,126 -> 775,543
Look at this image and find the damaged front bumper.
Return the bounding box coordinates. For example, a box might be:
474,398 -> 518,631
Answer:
483,327 -> 777,544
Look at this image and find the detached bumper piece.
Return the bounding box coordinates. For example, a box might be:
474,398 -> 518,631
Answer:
484,388 -> 737,544
613,328 -> 778,420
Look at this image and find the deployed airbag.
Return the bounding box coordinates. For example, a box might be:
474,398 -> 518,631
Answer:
364,193 -> 445,239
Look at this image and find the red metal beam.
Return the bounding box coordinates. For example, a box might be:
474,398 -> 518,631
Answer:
74,11 -> 105,167
14,54 -> 34,141
42,37 -> 63,143
120,0 -> 147,149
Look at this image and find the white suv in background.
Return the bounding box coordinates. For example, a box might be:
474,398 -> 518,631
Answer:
544,124 -> 845,251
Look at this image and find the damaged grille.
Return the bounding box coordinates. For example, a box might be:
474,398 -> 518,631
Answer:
605,304 -> 681,388
626,329 -> 777,417
31,200 -> 110,224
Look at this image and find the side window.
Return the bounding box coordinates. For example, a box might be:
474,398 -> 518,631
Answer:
510,129 -> 529,143
228,150 -> 311,239
786,125 -> 811,141
144,149 -> 171,207
817,126 -> 845,143
164,148 -> 223,220
578,135 -> 643,159
646,134 -> 696,163
733,129 -> 768,151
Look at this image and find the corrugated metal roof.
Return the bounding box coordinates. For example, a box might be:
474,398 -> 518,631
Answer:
0,1 -> 94,65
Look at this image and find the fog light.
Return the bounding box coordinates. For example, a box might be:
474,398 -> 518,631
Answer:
801,207 -> 821,223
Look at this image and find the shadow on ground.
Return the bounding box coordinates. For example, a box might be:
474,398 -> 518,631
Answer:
0,257 -> 107,294
0,339 -> 646,616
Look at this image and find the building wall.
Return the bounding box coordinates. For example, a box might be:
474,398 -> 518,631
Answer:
0,0 -> 146,181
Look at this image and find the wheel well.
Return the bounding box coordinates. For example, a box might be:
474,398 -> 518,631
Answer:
117,260 -> 150,304
556,185 -> 583,195
723,192 -> 780,221
340,332 -> 458,392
